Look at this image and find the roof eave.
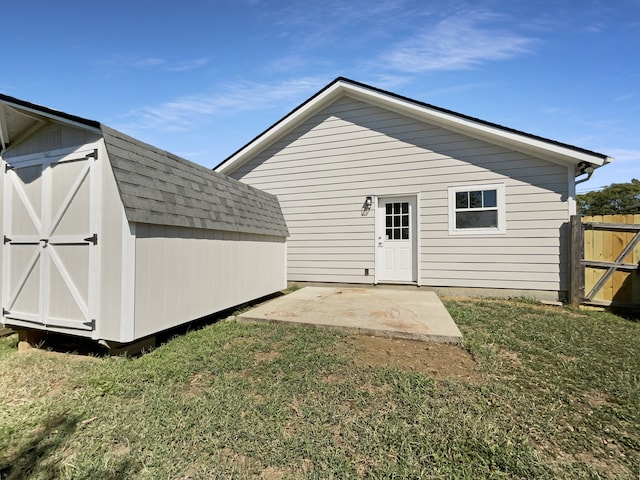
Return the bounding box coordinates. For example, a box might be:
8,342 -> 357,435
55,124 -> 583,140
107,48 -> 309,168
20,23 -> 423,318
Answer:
0,93 -> 101,133
216,79 -> 345,174
338,81 -> 610,167
215,78 -> 610,175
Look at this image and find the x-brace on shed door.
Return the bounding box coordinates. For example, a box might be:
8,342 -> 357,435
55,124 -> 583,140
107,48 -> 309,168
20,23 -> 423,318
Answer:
2,146 -> 101,332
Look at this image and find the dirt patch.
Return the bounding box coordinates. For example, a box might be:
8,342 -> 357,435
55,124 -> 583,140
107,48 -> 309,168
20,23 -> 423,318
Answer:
182,372 -> 214,399
539,445 -> 630,479
584,389 -> 612,407
216,448 -> 311,479
353,336 -> 478,381
254,351 -> 280,363
498,349 -> 522,367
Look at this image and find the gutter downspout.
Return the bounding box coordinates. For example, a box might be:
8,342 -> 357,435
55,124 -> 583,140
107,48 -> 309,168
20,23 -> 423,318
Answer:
575,169 -> 594,185
575,162 -> 596,185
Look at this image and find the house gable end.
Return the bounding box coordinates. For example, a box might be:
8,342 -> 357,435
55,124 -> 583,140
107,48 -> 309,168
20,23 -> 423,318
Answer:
215,78 -> 611,176
230,94 -> 575,196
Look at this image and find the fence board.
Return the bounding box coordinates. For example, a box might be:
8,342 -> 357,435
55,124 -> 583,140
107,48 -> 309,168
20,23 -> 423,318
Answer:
582,214 -> 640,307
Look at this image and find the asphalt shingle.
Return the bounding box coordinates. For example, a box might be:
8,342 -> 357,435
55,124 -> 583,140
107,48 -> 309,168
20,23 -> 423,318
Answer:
101,126 -> 288,237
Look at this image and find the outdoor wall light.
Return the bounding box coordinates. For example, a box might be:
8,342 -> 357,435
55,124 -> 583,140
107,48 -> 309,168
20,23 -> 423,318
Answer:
365,196 -> 373,209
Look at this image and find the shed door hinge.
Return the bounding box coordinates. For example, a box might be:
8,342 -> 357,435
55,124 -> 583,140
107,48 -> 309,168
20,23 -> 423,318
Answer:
2,307 -> 9,317
3,235 -> 11,244
5,163 -> 14,172
84,233 -> 98,245
85,149 -> 98,160
83,319 -> 96,330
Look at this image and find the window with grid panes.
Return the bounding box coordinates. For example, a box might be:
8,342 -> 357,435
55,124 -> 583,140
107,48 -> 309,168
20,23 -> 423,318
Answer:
385,202 -> 410,240
448,184 -> 505,234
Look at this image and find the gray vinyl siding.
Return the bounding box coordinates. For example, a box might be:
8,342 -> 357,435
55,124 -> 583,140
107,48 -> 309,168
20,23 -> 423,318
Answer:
231,95 -> 571,293
133,225 -> 286,339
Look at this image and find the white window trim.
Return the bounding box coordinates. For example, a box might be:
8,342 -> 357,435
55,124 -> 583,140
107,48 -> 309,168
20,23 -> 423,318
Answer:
448,183 -> 506,235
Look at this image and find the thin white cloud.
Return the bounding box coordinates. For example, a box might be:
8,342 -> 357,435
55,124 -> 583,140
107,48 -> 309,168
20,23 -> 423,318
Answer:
542,107 -> 619,133
99,55 -> 165,69
614,93 -> 637,102
167,58 -> 210,72
603,148 -> 640,163
262,54 -> 310,74
423,82 -> 494,98
98,55 -> 209,72
117,77 -> 326,132
381,12 -> 535,72
272,0 -> 411,49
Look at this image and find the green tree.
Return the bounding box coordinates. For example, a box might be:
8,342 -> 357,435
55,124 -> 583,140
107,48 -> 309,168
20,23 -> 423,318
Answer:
577,178 -> 640,215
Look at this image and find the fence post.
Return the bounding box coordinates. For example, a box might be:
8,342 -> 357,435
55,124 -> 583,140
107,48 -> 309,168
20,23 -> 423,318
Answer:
569,215 -> 584,307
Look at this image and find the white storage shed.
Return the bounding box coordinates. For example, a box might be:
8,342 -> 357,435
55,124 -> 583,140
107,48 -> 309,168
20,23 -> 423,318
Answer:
0,94 -> 288,347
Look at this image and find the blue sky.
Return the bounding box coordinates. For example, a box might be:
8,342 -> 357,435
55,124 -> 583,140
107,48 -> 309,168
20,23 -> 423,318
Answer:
1,0 -> 638,191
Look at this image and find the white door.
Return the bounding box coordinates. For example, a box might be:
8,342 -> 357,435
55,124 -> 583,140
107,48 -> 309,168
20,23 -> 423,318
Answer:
376,196 -> 416,283
2,148 -> 100,331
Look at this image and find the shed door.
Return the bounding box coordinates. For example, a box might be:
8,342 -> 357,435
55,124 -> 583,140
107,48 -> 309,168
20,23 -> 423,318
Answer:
2,149 -> 99,331
376,196 -> 417,283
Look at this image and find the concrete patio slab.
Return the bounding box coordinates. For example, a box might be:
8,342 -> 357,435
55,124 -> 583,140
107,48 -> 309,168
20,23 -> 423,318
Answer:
236,286 -> 463,343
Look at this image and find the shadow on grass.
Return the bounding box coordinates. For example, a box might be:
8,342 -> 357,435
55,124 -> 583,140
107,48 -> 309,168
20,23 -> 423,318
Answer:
0,412 -> 138,479
12,290 -> 286,358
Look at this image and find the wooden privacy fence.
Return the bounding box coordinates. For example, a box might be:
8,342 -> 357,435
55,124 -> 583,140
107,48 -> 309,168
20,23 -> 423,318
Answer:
570,214 -> 640,308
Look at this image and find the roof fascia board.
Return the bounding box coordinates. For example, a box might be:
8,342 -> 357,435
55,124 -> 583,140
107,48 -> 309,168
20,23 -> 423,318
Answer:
341,83 -> 608,167
0,96 -> 101,134
217,78 -> 610,174
216,81 -> 345,174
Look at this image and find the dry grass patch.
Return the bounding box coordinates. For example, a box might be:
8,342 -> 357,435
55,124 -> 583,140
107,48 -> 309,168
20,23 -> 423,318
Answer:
353,335 -> 479,381
0,342 -> 98,407
254,350 -> 280,363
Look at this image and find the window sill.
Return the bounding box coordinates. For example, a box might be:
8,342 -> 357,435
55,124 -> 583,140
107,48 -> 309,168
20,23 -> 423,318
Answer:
448,229 -> 506,236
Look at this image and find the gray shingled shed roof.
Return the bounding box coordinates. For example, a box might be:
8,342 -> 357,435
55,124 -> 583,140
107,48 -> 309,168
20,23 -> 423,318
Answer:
0,93 -> 287,237
101,126 -> 288,237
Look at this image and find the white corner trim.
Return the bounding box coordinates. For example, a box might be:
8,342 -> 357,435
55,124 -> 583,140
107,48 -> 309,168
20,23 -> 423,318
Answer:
120,220 -> 136,343
567,165 -> 577,217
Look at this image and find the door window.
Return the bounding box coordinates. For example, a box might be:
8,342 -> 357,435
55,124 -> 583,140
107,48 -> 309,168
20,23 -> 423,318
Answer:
385,202 -> 410,240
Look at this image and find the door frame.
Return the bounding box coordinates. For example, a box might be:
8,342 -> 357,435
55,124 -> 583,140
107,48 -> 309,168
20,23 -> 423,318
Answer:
373,193 -> 420,285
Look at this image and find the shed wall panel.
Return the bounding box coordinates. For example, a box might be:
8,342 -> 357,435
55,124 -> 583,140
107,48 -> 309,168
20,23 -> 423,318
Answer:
231,95 -> 571,293
133,224 -> 286,339
97,143 -> 131,342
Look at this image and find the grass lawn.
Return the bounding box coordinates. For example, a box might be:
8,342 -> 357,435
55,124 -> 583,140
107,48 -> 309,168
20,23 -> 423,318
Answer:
0,298 -> 638,479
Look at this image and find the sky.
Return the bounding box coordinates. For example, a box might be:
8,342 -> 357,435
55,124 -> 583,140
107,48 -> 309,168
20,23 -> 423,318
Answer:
1,0 -> 638,192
